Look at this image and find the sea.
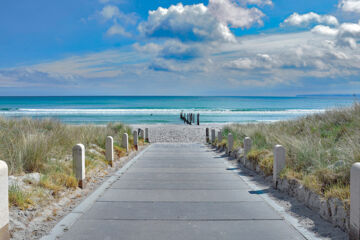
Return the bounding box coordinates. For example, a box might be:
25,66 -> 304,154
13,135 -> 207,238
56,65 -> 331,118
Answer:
0,96 -> 356,125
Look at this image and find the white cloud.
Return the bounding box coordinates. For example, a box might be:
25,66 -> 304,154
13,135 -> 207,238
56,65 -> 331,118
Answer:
338,0 -> 360,13
106,24 -> 131,37
311,25 -> 339,36
244,0 -> 273,6
283,12 -> 339,27
138,2 -> 265,43
337,21 -> 360,48
100,5 -> 120,20
208,0 -> 265,28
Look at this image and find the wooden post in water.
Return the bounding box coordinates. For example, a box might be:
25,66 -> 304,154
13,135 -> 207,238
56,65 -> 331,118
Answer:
0,161 -> 9,240
73,144 -> 85,188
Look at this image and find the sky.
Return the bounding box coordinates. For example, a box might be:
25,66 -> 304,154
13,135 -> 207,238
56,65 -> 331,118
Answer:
1,0 -> 360,96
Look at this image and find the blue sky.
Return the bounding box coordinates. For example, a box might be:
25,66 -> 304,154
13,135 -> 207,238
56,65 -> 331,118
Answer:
0,0 -> 360,96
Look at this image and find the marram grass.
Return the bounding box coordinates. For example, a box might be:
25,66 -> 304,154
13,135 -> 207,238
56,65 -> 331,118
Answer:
221,103 -> 360,201
0,117 -> 134,208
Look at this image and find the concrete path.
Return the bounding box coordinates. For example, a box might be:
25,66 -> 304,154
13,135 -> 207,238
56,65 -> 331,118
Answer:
60,143 -> 305,240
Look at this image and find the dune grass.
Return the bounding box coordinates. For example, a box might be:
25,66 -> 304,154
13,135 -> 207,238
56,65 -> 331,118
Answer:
221,103 -> 360,201
0,117 -> 135,207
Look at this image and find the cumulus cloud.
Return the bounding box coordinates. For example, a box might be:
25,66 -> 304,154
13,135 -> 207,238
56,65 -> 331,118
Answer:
106,24 -> 131,37
208,0 -> 265,28
283,12 -> 339,27
138,3 -> 236,42
224,54 -> 275,70
138,2 -> 265,43
99,5 -> 138,24
312,21 -> 360,49
338,0 -> 360,13
336,21 -> 360,48
311,25 -> 339,36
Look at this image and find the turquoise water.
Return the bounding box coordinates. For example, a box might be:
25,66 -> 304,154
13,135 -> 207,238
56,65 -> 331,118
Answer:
0,96 -> 356,124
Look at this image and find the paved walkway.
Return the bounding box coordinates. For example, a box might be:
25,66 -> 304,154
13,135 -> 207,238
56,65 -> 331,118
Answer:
61,143 -> 305,240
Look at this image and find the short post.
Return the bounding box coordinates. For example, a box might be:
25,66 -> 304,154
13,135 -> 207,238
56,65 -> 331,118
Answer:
106,136 -> 114,167
0,161 -> 9,240
122,133 -> 129,152
227,133 -> 233,155
133,130 -> 138,150
211,129 -> 216,144
350,163 -> 360,240
218,130 -> 222,143
197,113 -> 200,125
243,137 -> 252,164
206,128 -> 209,143
140,129 -> 145,139
273,145 -> 285,188
145,128 -> 149,142
73,144 -> 85,189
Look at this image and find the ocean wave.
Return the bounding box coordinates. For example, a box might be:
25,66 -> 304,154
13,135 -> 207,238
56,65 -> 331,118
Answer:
0,108 -> 326,115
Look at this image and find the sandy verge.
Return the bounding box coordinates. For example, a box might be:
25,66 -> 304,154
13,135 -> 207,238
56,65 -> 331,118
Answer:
210,147 -> 347,240
9,145 -> 148,240
130,123 -> 227,143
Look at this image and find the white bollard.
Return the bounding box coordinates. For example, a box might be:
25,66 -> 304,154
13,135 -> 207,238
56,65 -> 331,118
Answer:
206,128 -> 209,143
227,133 -> 234,155
122,133 -> 129,152
243,137 -> 252,164
0,161 -> 9,240
145,128 -> 149,142
273,145 -> 286,188
350,163 -> 360,240
139,129 -> 145,139
133,130 -> 138,150
211,129 -> 216,144
73,144 -> 85,188
218,131 -> 222,143
106,136 -> 114,167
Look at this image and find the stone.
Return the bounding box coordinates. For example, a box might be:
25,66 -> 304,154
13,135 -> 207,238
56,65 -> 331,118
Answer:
23,172 -> 41,185
350,163 -> 360,240
106,136 -> 114,167
243,137 -> 252,165
273,145 -> 286,188
133,131 -> 138,150
122,133 -> 129,152
73,144 -> 85,188
320,200 -> 331,221
145,128 -> 149,142
217,131 -> 222,143
0,161 -> 9,240
227,133 -> 234,155
211,129 -> 216,144
308,192 -> 321,211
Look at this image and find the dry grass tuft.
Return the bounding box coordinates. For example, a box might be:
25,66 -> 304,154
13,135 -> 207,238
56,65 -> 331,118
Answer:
224,103 -> 360,200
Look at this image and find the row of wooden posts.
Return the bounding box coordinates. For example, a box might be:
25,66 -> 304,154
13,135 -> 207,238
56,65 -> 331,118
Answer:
205,127 -> 360,240
180,112 -> 200,125
0,128 -> 149,240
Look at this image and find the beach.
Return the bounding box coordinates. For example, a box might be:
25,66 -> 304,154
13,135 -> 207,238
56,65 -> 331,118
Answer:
131,124 -> 225,143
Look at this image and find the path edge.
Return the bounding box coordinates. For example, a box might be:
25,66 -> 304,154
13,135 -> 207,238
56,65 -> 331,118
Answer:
214,147 -> 320,240
41,144 -> 153,240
